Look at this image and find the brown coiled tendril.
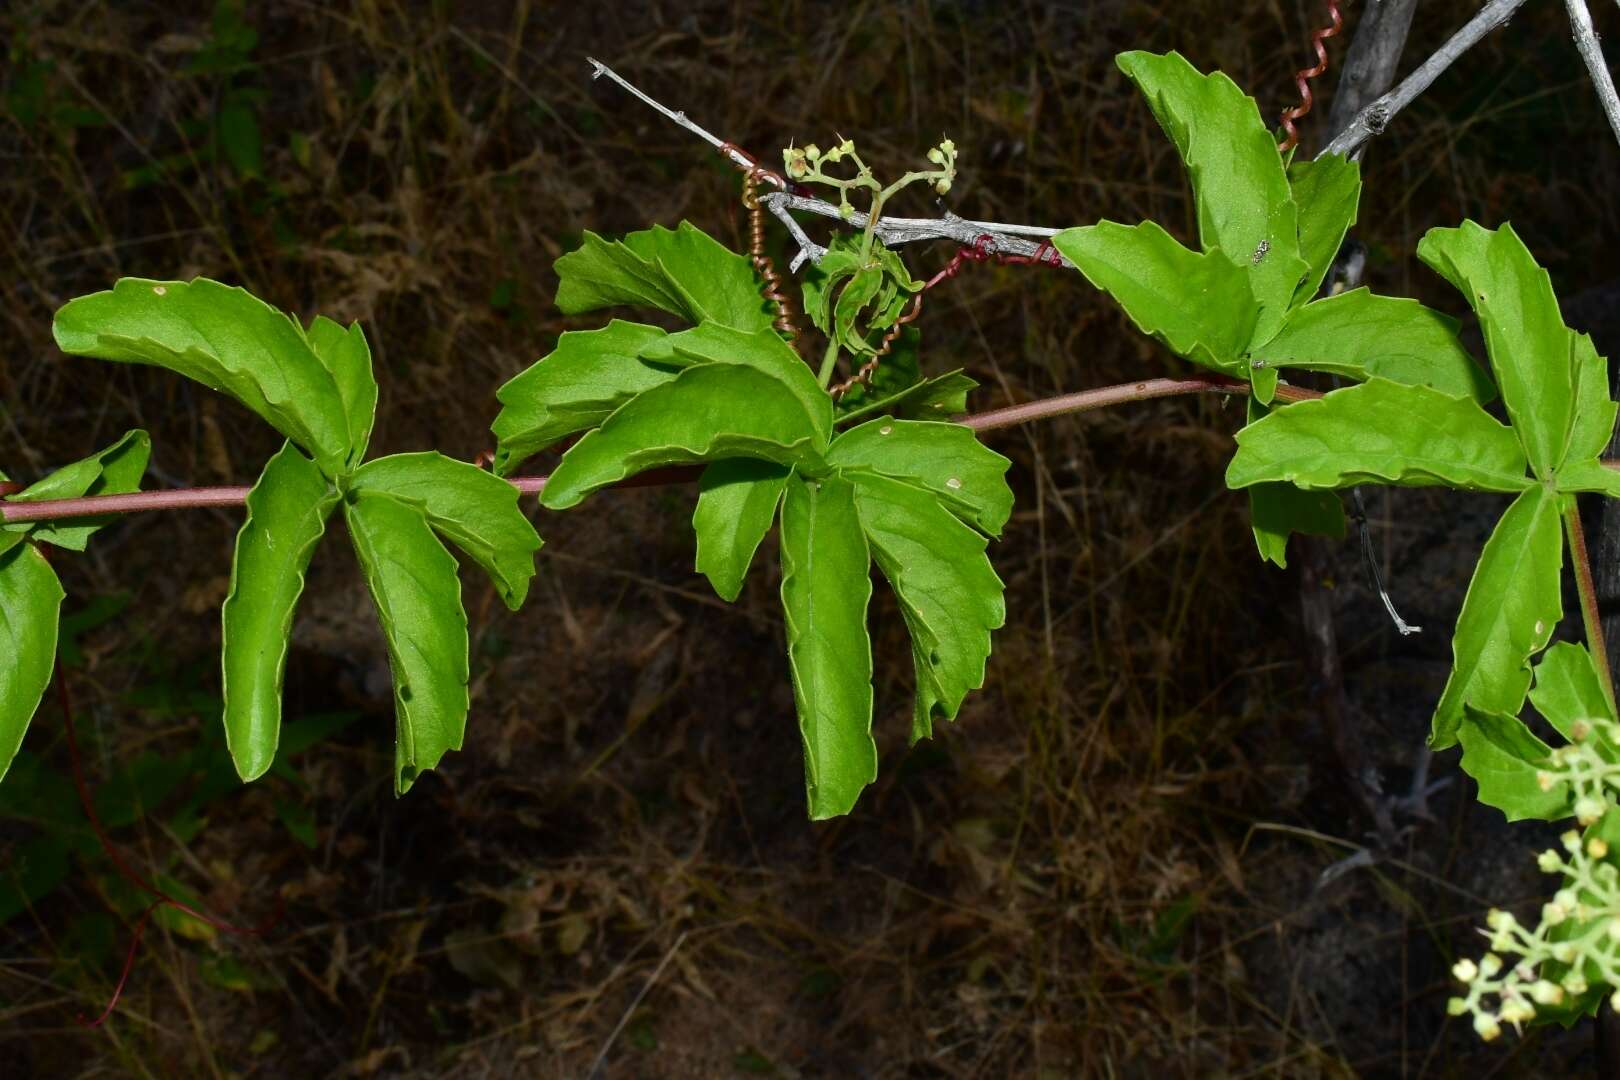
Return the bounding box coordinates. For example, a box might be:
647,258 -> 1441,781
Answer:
1277,0 -> 1345,154
740,166 -> 800,340
827,292 -> 924,400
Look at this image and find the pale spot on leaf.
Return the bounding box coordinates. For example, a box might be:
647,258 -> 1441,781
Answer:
946,477 -> 962,490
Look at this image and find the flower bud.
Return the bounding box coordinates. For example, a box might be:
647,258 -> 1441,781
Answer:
1571,718 -> 1593,742
1473,1012 -> 1502,1041
927,147 -> 944,164
1612,988 -> 1620,1013
1563,972 -> 1589,996
940,137 -> 956,154
1564,830 -> 1584,854
804,144 -> 821,160
1479,954 -> 1504,978
1453,958 -> 1479,983
1530,980 -> 1565,1006
1543,900 -> 1568,925
1539,849 -> 1564,873
1486,909 -> 1515,931
934,178 -> 952,195
1575,795 -> 1606,826
1590,837 -> 1610,859
1537,771 -> 1555,792
1447,996 -> 1469,1016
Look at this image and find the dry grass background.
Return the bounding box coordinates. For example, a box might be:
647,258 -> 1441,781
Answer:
2,0 -> 1619,1076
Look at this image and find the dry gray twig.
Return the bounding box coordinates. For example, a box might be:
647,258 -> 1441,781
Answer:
1566,0 -> 1620,147
1320,0 -> 1535,159
585,57 -> 1073,271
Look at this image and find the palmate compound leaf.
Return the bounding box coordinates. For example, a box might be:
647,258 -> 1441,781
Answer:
1249,289 -> 1494,403
1052,220 -> 1259,378
220,442 -> 338,782
0,543 -> 64,782
850,471 -> 1005,742
554,221 -> 775,333
1431,485 -> 1564,749
52,278 -> 358,476
344,490 -> 469,795
825,419 -> 1013,537
1287,153 -> 1361,308
346,452 -> 542,610
779,474 -> 876,819
491,321 -> 678,476
1227,379 -> 1531,493
2,429 -> 151,551
1115,50 -> 1308,340
1418,222 -> 1579,479
539,364 -> 832,511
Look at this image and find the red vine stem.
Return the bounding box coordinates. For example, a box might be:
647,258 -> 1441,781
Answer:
1278,1 -> 1345,154
1,378 -> 1321,523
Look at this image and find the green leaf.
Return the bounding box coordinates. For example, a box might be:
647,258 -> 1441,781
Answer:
1287,153 -> 1361,307
4,429 -> 151,551
220,442 -> 337,782
637,322 -> 831,442
540,365 -> 830,511
1417,222 -> 1577,478
837,369 -> 977,426
1115,50 -> 1307,336
779,475 -> 875,819
53,279 -> 355,474
1530,642 -> 1617,741
1053,220 -> 1258,376
1249,289 -> 1493,402
693,459 -> 790,602
347,452 -> 541,610
1248,483 -> 1345,569
490,321 -> 676,475
555,222 -> 773,333
1227,379 -> 1530,493
826,419 -> 1013,537
851,472 -> 1004,742
1457,707 -> 1569,821
0,544 -> 64,782
344,491 -> 470,795
1430,485 -> 1563,748
1555,331 -> 1618,492
305,315 -> 377,465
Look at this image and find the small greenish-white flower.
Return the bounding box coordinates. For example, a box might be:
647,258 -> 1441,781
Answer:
1480,954 -> 1504,978
941,137 -> 956,154
1563,830 -> 1584,854
1576,795 -> 1606,826
1538,848 -> 1564,873
838,203 -> 854,221
1591,837 -> 1611,859
1447,996 -> 1469,1016
1543,899 -> 1569,925
805,143 -> 821,161
1453,958 -> 1480,982
1563,972 -> 1590,995
1529,980 -> 1565,1006
1537,770 -> 1555,792
1486,909 -> 1515,931
1473,1012 -> 1502,1041
1571,718 -> 1594,742
934,178 -> 952,195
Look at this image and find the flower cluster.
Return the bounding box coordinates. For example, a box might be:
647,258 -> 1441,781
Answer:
1451,717 -> 1620,1039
